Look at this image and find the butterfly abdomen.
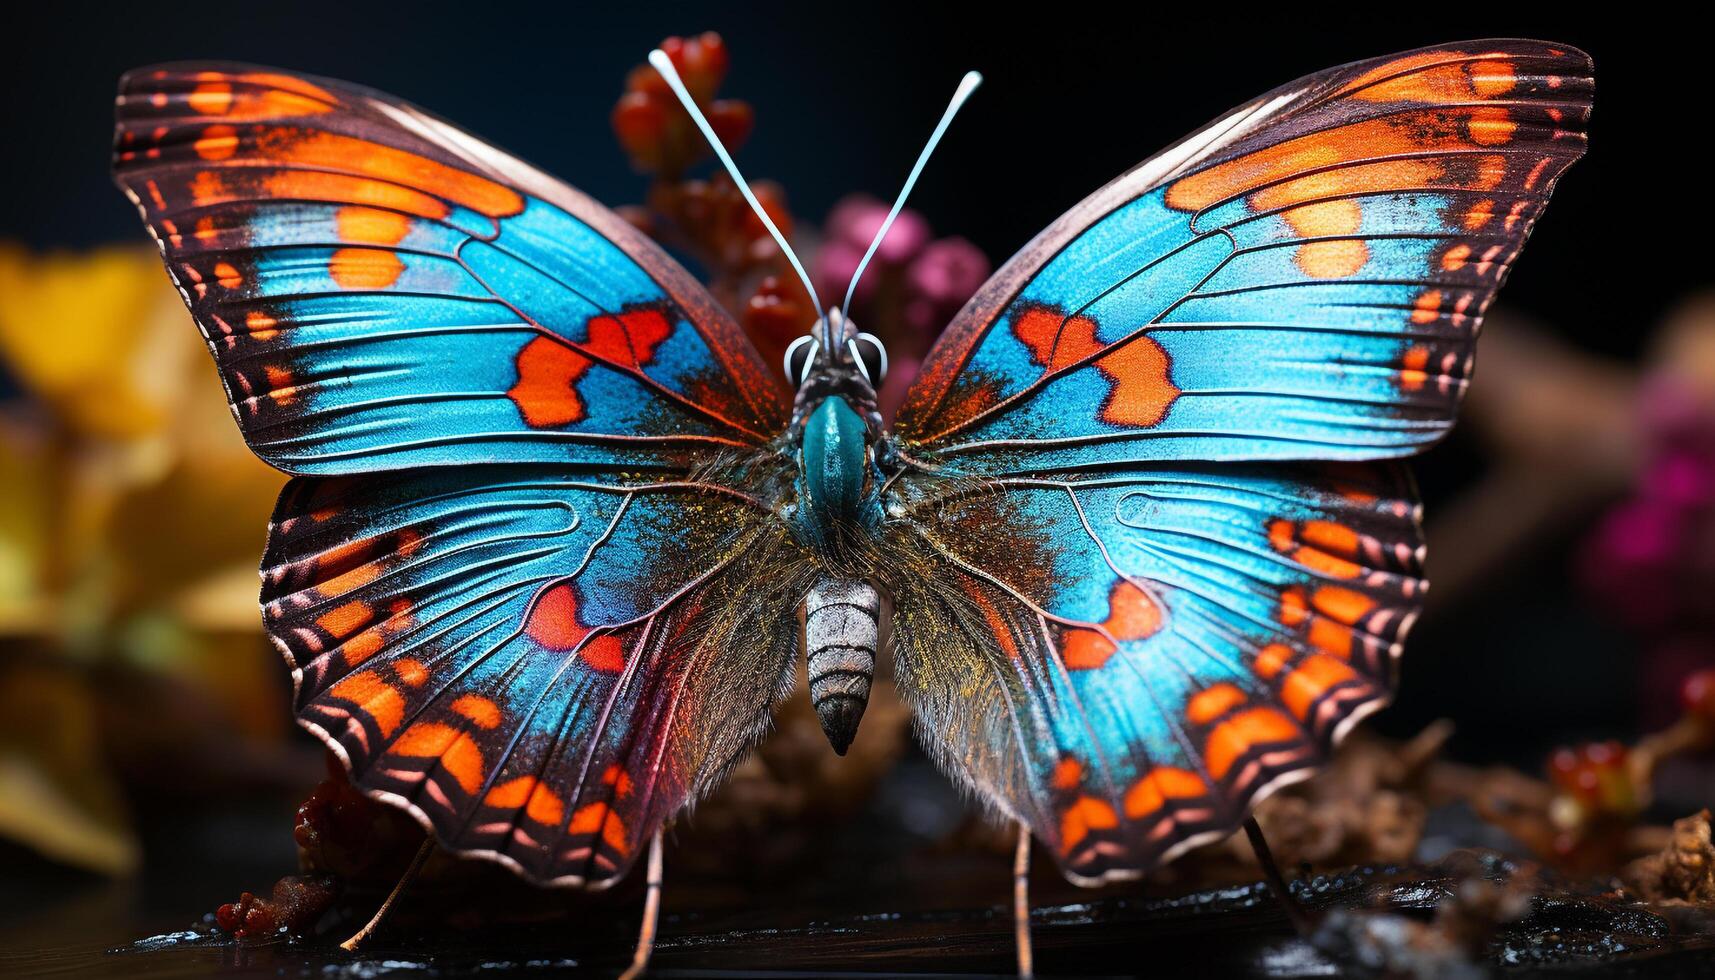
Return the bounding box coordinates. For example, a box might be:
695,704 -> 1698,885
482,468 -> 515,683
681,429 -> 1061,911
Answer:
804,577 -> 880,755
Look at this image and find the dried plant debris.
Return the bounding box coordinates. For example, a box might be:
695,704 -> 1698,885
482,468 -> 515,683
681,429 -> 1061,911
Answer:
1626,809 -> 1715,906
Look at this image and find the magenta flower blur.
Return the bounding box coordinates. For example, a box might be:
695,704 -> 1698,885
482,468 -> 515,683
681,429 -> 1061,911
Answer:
811,194 -> 992,414
1578,374 -> 1715,643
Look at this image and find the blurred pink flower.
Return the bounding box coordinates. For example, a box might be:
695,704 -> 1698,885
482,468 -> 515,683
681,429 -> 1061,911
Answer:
810,195 -> 992,419
1578,375 -> 1715,636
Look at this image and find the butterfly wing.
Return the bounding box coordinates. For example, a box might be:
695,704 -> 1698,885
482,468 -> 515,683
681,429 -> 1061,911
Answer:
886,461 -> 1421,882
266,468 -> 807,885
885,41 -> 1591,882
896,41 -> 1590,471
114,65 -> 802,885
115,64 -> 788,475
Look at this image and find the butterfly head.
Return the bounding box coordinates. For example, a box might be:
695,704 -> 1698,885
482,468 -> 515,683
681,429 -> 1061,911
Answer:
783,307 -> 886,426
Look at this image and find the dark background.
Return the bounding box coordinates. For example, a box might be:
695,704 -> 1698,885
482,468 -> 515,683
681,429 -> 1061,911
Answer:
3,2 -> 1709,782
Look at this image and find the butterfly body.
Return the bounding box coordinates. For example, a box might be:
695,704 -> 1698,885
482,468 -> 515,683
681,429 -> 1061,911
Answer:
114,42 -> 1592,891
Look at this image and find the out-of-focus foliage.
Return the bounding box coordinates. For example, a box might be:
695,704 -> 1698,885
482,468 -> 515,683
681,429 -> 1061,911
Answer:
0,244 -> 289,875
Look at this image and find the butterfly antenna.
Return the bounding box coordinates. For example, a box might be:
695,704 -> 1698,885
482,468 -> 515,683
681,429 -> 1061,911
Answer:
648,49 -> 825,324
841,70 -> 982,319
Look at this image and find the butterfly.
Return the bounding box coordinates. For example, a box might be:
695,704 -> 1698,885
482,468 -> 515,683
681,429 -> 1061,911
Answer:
114,38 -> 1590,931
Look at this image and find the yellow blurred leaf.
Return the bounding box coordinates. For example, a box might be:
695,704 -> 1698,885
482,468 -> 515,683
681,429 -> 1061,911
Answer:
0,244 -> 193,440
0,662 -> 140,875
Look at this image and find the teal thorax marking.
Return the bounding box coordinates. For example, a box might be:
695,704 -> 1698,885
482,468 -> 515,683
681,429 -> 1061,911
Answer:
796,396 -> 873,547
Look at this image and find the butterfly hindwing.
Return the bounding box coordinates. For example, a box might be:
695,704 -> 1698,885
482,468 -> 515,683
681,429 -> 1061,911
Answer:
886,462 -> 1421,881
266,467 -> 807,885
114,64 -> 789,476
895,41 -> 1591,472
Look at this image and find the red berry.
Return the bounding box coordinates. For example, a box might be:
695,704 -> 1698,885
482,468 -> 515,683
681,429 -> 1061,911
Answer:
1682,669 -> 1715,719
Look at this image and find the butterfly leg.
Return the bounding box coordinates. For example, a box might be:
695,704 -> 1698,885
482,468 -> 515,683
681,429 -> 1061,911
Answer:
1013,821 -> 1034,979
339,837 -> 436,951
617,829 -> 665,980
1243,817 -> 1312,935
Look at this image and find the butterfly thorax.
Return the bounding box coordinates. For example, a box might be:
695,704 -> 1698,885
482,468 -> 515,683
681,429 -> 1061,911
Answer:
782,311 -> 887,556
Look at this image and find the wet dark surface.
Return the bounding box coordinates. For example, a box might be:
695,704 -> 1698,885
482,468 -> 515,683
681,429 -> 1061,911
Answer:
6,856 -> 1715,978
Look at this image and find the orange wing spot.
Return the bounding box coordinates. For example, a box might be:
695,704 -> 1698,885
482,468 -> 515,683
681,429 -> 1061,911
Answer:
1281,199 -> 1368,279
1096,334 -> 1179,427
1464,199 -> 1497,231
567,802 -> 630,857
328,670 -> 405,738
1281,654 -> 1363,721
188,170 -> 231,207
1012,305 -> 1179,428
1168,108 -> 1527,215
194,124 -> 239,160
183,71 -> 334,119
1107,580 -> 1163,640
601,764 -> 635,798
1309,618 -> 1356,659
526,584 -> 589,650
1473,156 -> 1507,191
1186,682 -> 1247,725
1204,707 -> 1300,780
526,587 -> 625,672
508,337 -> 593,428
393,658 -> 429,687
1253,643 -> 1292,681
1059,796 -> 1118,854
335,206 -> 412,246
1051,757 -> 1084,791
262,171 -> 451,220
1278,587 -> 1310,627
486,776 -> 566,825
1440,244 -> 1472,272
263,365 -> 298,406
1467,107 -> 1517,146
317,559 -> 382,599
1061,580 -> 1162,671
580,634 -> 627,673
234,72 -> 336,100
1399,346 -> 1431,392
1271,518 -> 1363,577
1312,586 -> 1375,625
246,310 -> 279,341
393,722 -> 486,794
328,247 -> 405,289
1060,629 -> 1117,670
1295,239 -> 1370,279
187,80 -> 233,116
317,600 -> 373,639
1339,50 -> 1517,103
1469,59 -> 1519,98
255,128 -> 524,217
1411,291 -> 1442,325
213,261 -> 242,288
584,309 -> 676,367
342,628 -> 384,666
1305,520 -> 1359,557
451,694 -> 502,730
1123,766 -> 1206,818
